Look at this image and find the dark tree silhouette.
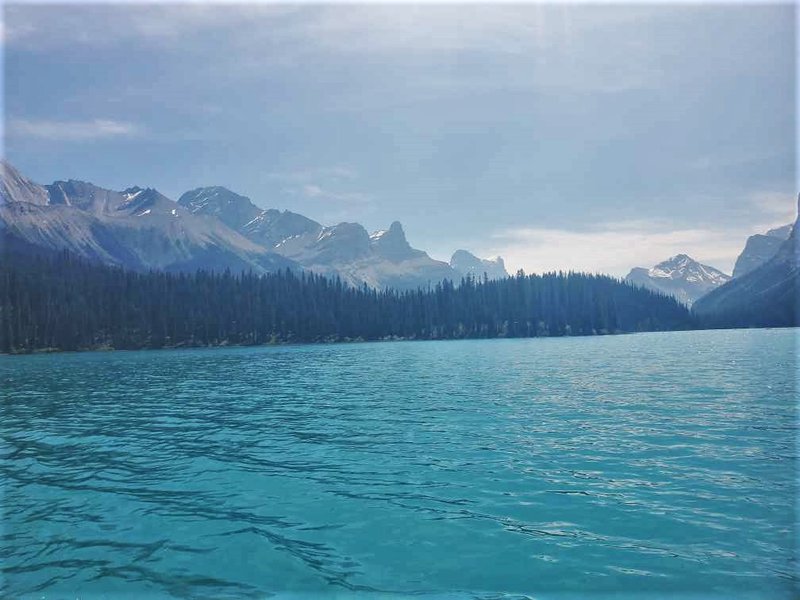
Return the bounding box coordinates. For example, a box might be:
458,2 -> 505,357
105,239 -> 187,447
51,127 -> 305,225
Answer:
0,252 -> 695,353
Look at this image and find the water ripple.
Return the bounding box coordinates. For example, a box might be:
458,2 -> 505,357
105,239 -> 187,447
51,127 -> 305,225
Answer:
1,329 -> 797,599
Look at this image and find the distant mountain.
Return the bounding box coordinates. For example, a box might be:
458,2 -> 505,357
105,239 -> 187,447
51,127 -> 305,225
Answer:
450,250 -> 508,280
732,223 -> 793,278
694,197 -> 799,327
3,166 -> 503,291
177,185 -> 486,290
243,209 -> 323,255
625,254 -> 730,306
178,186 -> 262,231
0,162 -> 297,274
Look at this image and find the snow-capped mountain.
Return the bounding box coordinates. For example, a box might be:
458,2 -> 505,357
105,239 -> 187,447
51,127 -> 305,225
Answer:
0,161 -> 297,274
450,250 -> 508,280
732,223 -> 793,278
625,254 -> 731,306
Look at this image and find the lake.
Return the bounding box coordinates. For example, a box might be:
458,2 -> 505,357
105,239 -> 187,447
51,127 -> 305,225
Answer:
1,329 -> 797,599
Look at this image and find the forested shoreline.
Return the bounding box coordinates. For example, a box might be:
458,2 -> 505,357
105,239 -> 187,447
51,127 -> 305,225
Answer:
1,252 -> 696,353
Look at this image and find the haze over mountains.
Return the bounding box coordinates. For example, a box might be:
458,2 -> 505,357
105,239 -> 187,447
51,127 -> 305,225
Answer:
0,162 -> 508,290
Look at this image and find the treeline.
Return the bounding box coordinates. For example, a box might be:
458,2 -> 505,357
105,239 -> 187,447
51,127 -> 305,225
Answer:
0,252 -> 695,352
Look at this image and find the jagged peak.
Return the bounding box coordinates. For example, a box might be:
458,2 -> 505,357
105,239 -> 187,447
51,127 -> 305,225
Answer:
388,220 -> 404,234
451,249 -> 476,261
121,186 -> 166,205
122,185 -> 159,196
371,220 -> 407,243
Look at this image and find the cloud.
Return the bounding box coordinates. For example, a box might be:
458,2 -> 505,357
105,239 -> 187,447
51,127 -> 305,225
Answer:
482,220 -> 769,277
8,118 -> 140,141
267,166 -> 357,184
749,191 -> 797,222
295,183 -> 371,206
3,5 -> 296,48
3,4 -> 667,96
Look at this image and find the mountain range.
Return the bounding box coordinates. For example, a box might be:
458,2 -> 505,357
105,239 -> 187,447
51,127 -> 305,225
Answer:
625,219 -> 795,308
3,160 -> 797,325
0,162 -> 508,290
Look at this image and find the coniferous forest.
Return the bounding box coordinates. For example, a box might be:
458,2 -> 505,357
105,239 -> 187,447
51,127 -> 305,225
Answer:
0,252 -> 695,353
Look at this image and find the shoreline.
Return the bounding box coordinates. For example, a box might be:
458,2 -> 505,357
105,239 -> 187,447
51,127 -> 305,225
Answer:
4,324 -> 789,357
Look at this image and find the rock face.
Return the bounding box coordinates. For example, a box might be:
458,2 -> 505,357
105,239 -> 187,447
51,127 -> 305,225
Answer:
625,254 -> 731,306
450,250 -> 508,280
732,223 -> 793,278
0,162 -> 298,274
694,197 -> 799,327
0,161 -> 50,206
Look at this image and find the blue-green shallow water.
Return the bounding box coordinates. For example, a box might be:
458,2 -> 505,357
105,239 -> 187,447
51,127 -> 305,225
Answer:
1,329 -> 797,599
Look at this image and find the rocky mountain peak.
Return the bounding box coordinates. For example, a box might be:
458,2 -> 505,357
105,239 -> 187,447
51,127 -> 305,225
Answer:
178,186 -> 262,230
626,254 -> 730,306
0,160 -> 50,206
450,249 -> 509,280
370,220 -> 417,262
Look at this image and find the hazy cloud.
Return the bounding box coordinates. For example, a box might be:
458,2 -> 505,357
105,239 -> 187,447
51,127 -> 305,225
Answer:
294,183 -> 371,206
8,118 -> 140,141
749,191 -> 798,222
268,167 -> 358,184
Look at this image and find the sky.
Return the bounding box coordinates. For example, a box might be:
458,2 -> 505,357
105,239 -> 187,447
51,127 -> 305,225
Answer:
3,1 -> 796,276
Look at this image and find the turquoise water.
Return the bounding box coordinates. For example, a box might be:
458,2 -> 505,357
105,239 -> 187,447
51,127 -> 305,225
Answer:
1,329 -> 797,599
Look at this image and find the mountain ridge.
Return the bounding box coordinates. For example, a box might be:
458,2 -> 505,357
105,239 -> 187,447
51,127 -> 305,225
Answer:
731,222 -> 793,278
0,163 -> 298,274
176,184 -> 502,290
2,165 -> 505,291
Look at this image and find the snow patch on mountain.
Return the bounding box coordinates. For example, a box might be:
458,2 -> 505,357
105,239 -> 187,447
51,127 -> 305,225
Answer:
625,254 -> 730,306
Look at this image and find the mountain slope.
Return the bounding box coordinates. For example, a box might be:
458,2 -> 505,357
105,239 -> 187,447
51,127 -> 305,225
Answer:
694,199 -> 799,327
625,254 -> 730,306
0,163 -> 298,274
732,223 -> 793,278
